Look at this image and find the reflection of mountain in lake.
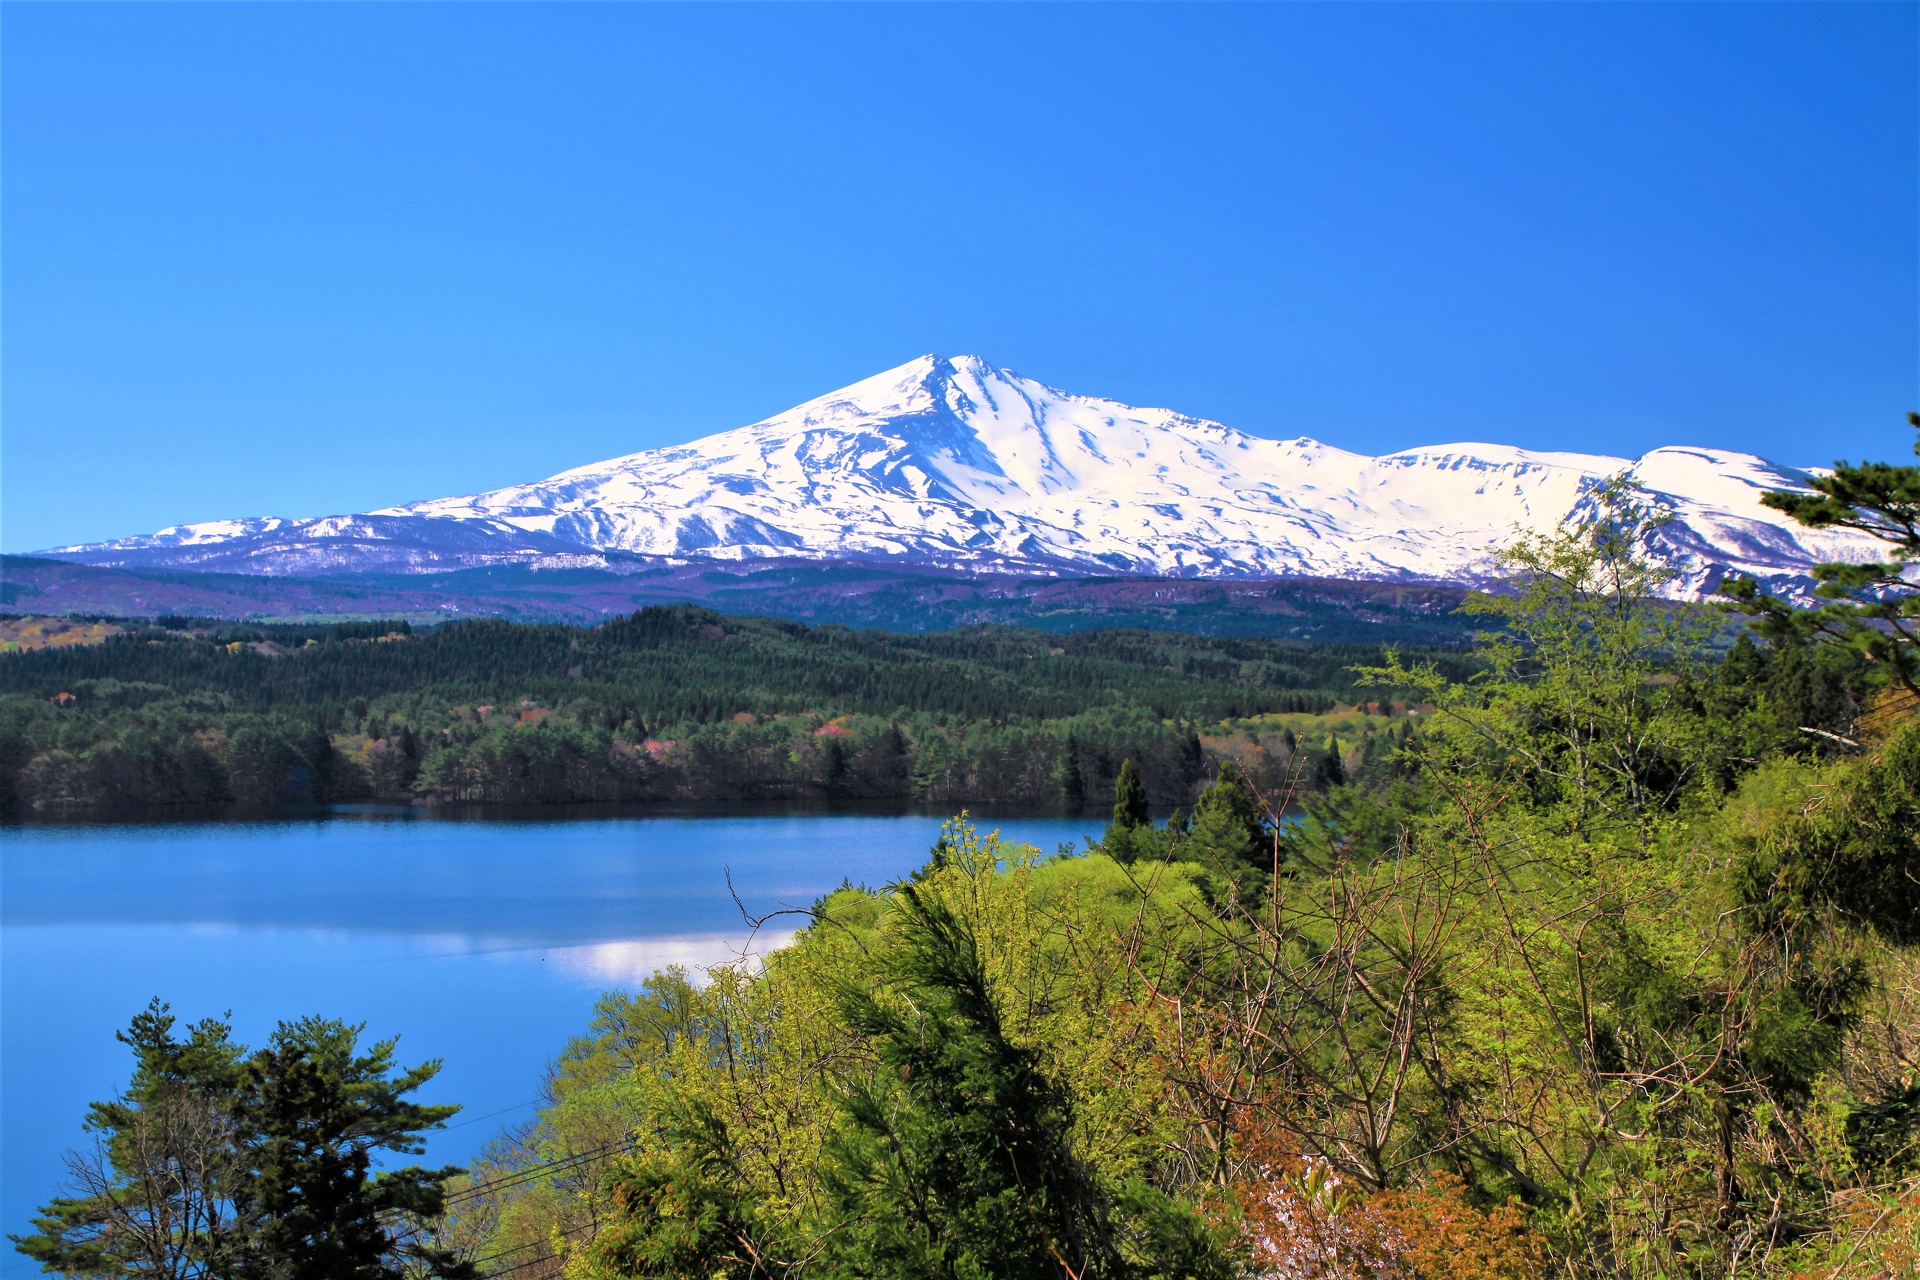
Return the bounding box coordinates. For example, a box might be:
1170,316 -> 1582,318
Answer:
540,932 -> 799,987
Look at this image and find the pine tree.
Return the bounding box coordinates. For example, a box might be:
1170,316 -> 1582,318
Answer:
11,1000 -> 248,1276
592,1101 -> 766,1279
1722,412 -> 1920,697
233,1018 -> 472,1280
1187,760 -> 1270,877
1314,734 -> 1347,789
1061,734 -> 1087,810
1111,758 -> 1149,830
299,722 -> 338,804
817,886 -> 1221,1280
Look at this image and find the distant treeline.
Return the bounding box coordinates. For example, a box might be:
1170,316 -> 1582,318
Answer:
0,604 -> 1857,812
0,607 -> 1464,811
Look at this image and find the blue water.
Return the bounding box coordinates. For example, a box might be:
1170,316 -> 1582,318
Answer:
0,807 -> 1101,1247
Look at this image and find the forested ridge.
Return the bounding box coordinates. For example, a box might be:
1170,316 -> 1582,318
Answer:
0,610 -> 1486,811
0,610 -> 1455,720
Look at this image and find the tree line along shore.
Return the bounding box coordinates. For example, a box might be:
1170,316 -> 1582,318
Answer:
0,599 -> 1868,815
0,610 -> 1499,812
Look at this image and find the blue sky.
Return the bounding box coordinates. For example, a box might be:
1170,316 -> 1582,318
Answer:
4,2 -> 1915,552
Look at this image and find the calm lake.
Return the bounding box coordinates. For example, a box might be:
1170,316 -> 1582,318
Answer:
0,806 -> 1101,1245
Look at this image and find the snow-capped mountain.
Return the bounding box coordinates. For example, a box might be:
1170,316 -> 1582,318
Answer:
40,355 -> 1880,600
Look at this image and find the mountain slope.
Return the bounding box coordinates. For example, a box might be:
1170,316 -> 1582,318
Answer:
40,355 -> 1878,600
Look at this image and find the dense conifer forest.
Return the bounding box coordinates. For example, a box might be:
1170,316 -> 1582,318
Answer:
0,609 -> 1495,811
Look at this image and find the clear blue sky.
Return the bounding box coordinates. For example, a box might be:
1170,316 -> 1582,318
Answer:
4,2 -> 1915,552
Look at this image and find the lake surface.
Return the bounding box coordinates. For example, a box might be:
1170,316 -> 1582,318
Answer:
0,807 -> 1101,1245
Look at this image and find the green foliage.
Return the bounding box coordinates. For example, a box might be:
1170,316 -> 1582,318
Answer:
12,1003 -> 470,1280
1697,630 -> 1870,783
1275,778 -> 1426,871
234,1018 -> 471,1280
1721,411 -> 1920,698
806,881 -> 1228,1279
819,884 -> 1128,1278
34,446 -> 1920,1278
1090,758 -> 1285,921
462,822 -> 1225,1280
1846,1081 -> 1920,1177
1112,758 -> 1149,830
0,609 -> 1467,810
0,609 -> 1454,723
1729,720 -> 1920,947
10,1000 -> 247,1277
454,482 -> 1917,1279
1201,484 -> 1912,1273
588,1101 -> 765,1279
1182,761 -> 1270,882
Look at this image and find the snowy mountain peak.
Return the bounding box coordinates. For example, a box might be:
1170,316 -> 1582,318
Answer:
40,355 -> 1881,600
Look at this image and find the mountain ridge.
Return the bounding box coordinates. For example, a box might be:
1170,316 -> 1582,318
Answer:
0,554 -> 1486,643
39,354 -> 1877,601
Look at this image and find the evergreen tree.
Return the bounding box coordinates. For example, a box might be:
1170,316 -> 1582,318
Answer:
0,608 -> 1478,810
1313,734 -> 1347,789
298,722 -> 338,804
233,1017 -> 472,1280
1060,734 -> 1087,811
1111,758 -> 1149,829
1722,412 -> 1920,697
817,886 -> 1220,1280
0,730 -> 32,811
593,1101 -> 767,1279
1179,728 -> 1204,792
11,1000 -> 247,1277
1185,760 -> 1271,881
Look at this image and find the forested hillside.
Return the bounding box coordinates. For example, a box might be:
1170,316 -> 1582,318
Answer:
0,608 -> 1488,811
428,486 -> 1911,1278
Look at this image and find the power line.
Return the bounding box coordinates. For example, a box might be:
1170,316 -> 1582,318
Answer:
444,1137 -> 634,1206
472,1218 -> 599,1276
439,1098 -> 538,1132
443,1136 -> 638,1207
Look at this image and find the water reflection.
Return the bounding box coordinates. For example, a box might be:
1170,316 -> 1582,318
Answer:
0,807 -> 1097,1240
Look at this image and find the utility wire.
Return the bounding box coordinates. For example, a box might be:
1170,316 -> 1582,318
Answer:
442,1136 -> 637,1207
444,1139 -> 633,1207
473,1218 -> 598,1276
440,1098 -> 538,1132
